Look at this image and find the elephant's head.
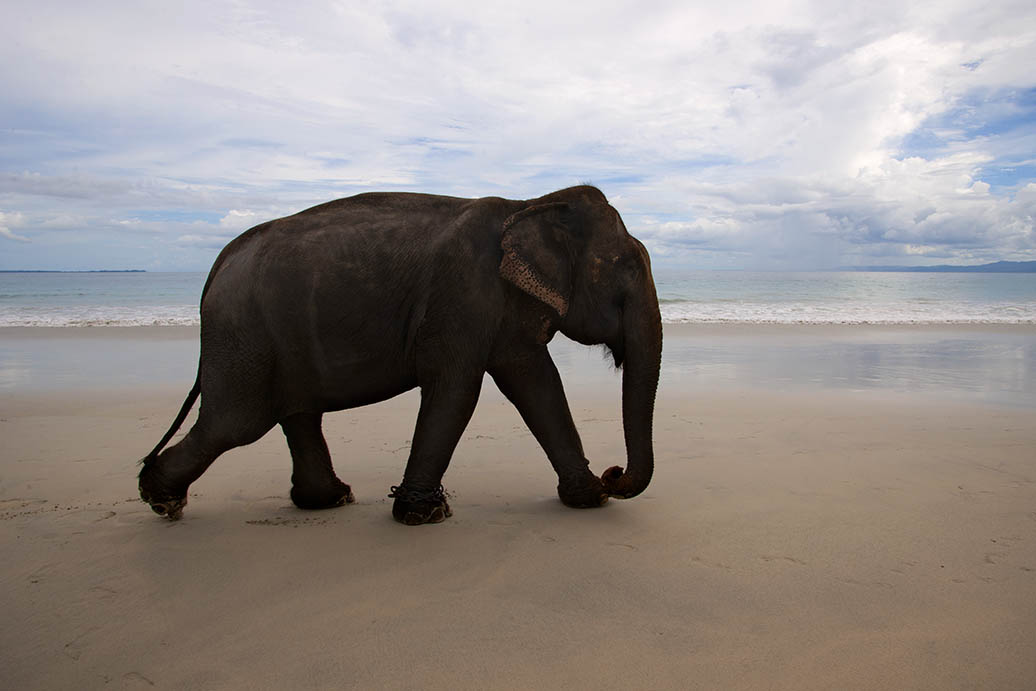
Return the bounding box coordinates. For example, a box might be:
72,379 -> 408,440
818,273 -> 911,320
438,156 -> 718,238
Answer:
499,186 -> 662,499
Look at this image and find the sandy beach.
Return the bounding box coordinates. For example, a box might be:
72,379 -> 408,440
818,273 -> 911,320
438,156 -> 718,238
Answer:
2,324 -> 1035,689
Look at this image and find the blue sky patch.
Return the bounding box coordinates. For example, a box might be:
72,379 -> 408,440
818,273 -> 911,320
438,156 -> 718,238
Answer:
899,86 -> 1036,190
130,209 -> 224,224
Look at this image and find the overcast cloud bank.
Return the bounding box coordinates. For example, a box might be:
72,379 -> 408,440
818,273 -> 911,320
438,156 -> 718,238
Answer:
1,0 -> 1034,270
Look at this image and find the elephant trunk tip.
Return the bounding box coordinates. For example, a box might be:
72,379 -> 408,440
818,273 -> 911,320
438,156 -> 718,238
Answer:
600,465 -> 650,499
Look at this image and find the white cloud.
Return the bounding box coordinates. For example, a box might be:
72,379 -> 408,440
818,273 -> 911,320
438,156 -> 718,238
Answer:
0,0 -> 1033,268
0,227 -> 31,243
177,233 -> 237,250
0,211 -> 30,242
219,209 -> 262,230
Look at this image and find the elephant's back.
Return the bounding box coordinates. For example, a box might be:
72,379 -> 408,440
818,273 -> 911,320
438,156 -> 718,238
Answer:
214,192 -> 474,276
292,191 -> 472,222
197,192 -> 470,389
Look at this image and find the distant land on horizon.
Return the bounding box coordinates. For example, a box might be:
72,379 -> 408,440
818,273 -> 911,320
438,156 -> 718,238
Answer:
843,260 -> 1036,273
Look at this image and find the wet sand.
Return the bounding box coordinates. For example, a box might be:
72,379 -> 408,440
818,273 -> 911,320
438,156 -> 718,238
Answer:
2,325 -> 1035,688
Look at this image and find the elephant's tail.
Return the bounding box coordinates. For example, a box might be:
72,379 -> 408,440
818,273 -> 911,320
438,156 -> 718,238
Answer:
140,240 -> 226,465
141,375 -> 201,464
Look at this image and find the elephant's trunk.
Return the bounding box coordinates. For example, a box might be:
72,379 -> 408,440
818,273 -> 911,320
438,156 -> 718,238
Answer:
602,276 -> 662,499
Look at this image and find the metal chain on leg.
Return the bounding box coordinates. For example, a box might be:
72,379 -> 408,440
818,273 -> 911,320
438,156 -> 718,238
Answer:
388,484 -> 450,504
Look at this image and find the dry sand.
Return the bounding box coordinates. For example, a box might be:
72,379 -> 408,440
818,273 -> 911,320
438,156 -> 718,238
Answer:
2,325 -> 1035,689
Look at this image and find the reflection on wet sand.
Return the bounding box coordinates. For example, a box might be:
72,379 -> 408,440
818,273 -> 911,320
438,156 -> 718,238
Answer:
550,324 -> 1036,408
2,324 -> 1034,408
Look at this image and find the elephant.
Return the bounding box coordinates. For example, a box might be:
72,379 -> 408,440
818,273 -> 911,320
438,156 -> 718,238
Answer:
138,185 -> 662,525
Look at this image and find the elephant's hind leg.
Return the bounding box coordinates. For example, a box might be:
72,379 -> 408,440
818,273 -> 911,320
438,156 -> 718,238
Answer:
281,412 -> 354,510
139,407 -> 276,519
138,423 -> 235,519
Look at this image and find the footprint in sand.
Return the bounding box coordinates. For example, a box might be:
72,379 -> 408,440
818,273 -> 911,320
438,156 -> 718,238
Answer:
607,542 -> 638,551
123,672 -> 156,687
838,577 -> 894,590
890,560 -> 918,575
245,516 -> 331,527
760,555 -> 807,566
63,627 -> 99,661
27,563 -> 57,584
0,498 -> 47,508
690,556 -> 732,570
0,498 -> 49,519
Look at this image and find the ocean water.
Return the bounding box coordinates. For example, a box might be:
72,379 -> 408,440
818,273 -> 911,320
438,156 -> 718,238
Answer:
2,270 -> 1034,405
653,269 -> 1036,324
0,272 -> 204,327
1,269 -> 1035,327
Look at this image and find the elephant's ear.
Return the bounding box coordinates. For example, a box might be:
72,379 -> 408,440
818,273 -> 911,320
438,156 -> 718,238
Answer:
499,202 -> 575,317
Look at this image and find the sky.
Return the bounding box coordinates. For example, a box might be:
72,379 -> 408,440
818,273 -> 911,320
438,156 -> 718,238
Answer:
1,0 -> 1035,271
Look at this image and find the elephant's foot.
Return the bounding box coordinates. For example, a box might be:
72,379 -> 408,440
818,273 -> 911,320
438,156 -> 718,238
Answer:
389,484 -> 452,525
291,478 -> 355,510
139,487 -> 188,520
557,472 -> 609,508
139,465 -> 189,520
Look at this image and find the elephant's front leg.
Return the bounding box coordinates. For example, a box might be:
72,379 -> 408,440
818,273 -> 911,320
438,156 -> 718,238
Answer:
281,412 -> 354,510
489,348 -> 608,508
392,378 -> 482,525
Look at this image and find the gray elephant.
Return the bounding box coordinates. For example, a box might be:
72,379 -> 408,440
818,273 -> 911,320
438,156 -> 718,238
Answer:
139,185 -> 662,525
